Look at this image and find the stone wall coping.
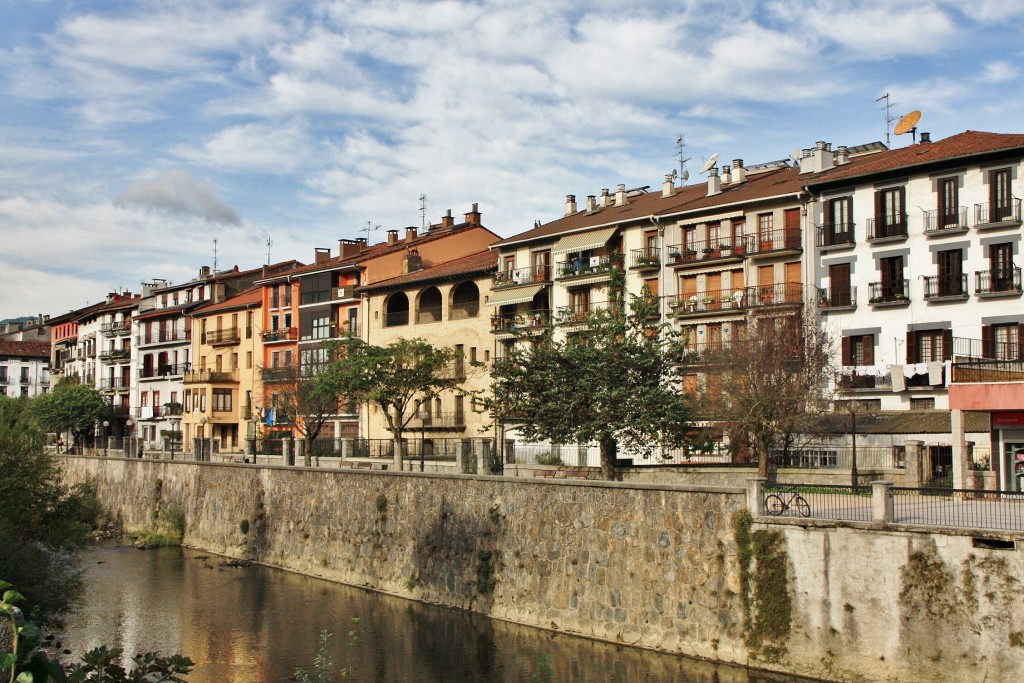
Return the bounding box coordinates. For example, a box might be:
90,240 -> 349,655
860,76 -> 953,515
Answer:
757,515 -> 1024,540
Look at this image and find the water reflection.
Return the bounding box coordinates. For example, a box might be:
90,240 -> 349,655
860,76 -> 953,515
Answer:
60,544 -> 792,683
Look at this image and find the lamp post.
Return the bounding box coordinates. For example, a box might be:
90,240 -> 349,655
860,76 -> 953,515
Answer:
125,418 -> 135,457
418,407 -> 429,472
847,399 -> 861,492
102,420 -> 110,457
169,416 -> 181,461
199,416 -> 209,461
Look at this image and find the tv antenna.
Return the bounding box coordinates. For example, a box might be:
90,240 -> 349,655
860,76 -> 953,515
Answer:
699,152 -> 720,174
212,238 -> 218,273
894,110 -> 922,144
362,221 -> 381,242
876,92 -> 897,148
675,134 -> 691,183
266,236 -> 273,265
419,194 -> 427,230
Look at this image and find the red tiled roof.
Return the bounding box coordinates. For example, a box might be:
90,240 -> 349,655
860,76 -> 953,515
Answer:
806,131 -> 1024,186
0,340 -> 50,359
135,302 -> 201,321
496,165 -> 804,247
360,250 -> 498,291
193,287 -> 262,315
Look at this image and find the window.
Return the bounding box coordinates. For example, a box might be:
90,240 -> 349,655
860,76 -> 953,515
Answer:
312,316 -> 331,339
532,250 -> 551,280
271,287 -> 280,309
271,351 -> 280,368
283,284 -> 292,308
984,324 -> 1022,360
874,187 -> 906,238
569,289 -> 590,315
271,315 -> 279,331
683,226 -> 696,252
503,256 -> 515,275
706,323 -> 723,351
706,222 -> 720,247
991,169 -> 1012,221
841,335 -> 875,366
910,398 -> 935,411
938,178 -> 959,227
880,256 -> 904,300
212,389 -> 232,412
757,213 -> 773,246
828,263 -> 852,306
825,197 -> 853,245
908,329 -> 951,363
936,249 -> 964,296
644,231 -> 658,257
731,220 -> 745,249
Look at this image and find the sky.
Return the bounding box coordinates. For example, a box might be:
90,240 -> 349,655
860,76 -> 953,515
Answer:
2,0 -> 1024,321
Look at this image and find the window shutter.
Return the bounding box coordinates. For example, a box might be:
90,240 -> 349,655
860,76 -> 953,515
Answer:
981,325 -> 993,359
942,329 -> 953,361
1018,324 -> 1024,361
874,191 -> 884,225
863,335 -> 875,365
841,336 -> 852,366
906,330 -> 917,364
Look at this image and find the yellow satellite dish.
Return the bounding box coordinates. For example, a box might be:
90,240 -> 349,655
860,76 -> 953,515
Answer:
894,110 -> 922,136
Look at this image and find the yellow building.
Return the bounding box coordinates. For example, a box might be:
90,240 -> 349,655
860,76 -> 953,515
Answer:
182,288 -> 262,456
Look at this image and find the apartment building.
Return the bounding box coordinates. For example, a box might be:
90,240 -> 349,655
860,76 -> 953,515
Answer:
0,340 -> 50,397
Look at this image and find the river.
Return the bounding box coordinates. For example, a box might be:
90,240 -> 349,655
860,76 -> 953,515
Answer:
58,543 -> 794,683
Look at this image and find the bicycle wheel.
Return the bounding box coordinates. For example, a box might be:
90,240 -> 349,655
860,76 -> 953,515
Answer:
765,494 -> 785,516
794,495 -> 811,518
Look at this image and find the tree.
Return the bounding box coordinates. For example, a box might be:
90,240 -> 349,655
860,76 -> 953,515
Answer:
485,291 -> 693,480
264,341 -> 347,467
33,376 -> 108,453
691,302 -> 836,478
336,337 -> 456,469
0,397 -> 100,627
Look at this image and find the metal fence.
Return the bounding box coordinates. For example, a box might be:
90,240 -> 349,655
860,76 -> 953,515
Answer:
507,442 -> 733,467
765,483 -> 872,522
770,446 -> 905,470
892,487 -> 1024,532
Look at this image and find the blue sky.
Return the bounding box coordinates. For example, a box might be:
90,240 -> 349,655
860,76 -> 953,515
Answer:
2,0 -> 1024,320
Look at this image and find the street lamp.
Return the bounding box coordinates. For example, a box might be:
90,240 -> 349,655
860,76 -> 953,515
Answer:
199,416 -> 209,461
847,399 -> 861,492
169,416 -> 181,461
418,407 -> 429,472
125,419 -> 135,457
102,420 -> 110,457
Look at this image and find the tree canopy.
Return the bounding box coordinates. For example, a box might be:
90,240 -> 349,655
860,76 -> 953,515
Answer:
32,376 -> 108,452
486,291 -> 693,480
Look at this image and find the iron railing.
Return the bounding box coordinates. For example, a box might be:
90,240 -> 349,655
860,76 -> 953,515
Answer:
493,265 -> 551,288
666,236 -> 748,265
100,321 -> 131,336
555,301 -> 611,324
951,336 -> 1022,361
141,329 -> 190,345
922,207 -> 968,233
262,327 -> 297,342
823,285 -> 856,308
629,247 -> 662,268
866,214 -> 908,240
975,198 -> 1022,226
951,359 -> 1024,383
765,483 -> 872,522
203,329 -> 240,345
892,487 -> 1024,532
746,228 -> 801,255
139,363 -> 191,379
490,310 -> 550,333
100,377 -> 130,391
184,369 -> 238,383
98,349 -> 130,362
771,447 -> 904,470
976,268 -> 1022,295
868,279 -> 910,304
815,222 -> 855,247
555,253 -> 623,279
922,274 -> 968,299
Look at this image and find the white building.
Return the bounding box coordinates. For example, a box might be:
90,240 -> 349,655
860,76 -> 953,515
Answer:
0,340 -> 51,398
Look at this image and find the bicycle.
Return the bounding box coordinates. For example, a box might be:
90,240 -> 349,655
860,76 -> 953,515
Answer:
764,490 -> 811,517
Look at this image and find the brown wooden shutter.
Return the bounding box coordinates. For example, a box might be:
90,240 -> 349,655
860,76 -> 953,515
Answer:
1018,324 -> 1024,361
863,335 -> 875,365
874,190 -> 884,227
981,325 -> 993,359
906,329 -> 917,363
841,336 -> 852,365
942,329 -> 953,361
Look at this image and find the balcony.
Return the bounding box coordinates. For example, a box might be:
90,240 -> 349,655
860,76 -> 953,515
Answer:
815,223 -> 855,249
746,229 -> 802,257
491,309 -> 550,334
629,247 -> 661,270
866,215 -> 908,242
744,282 -> 805,308
493,265 -> 551,289
203,328 -> 240,346
135,404 -> 182,419
667,236 -> 747,267
555,253 -> 623,281
100,320 -> 131,337
262,327 -> 297,343
100,377 -> 130,392
923,208 -> 968,236
260,367 -> 295,383
976,268 -> 1022,297
821,286 -> 857,311
184,369 -> 239,384
19,375 -> 30,385
975,199 -> 1022,228
671,288 -> 745,317
332,285 -> 358,301
952,336 -> 1022,362
98,349 -> 130,362
867,280 -> 910,306
555,301 -> 610,325
411,411 -> 466,431
952,359 -> 1024,383
923,274 -> 968,301
300,289 -> 332,306
417,305 -> 442,324
141,329 -> 191,346
139,362 -> 191,379
111,405 -> 131,417
838,369 -> 893,392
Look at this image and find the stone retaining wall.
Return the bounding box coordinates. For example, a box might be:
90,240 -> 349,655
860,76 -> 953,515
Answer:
60,456 -> 1024,682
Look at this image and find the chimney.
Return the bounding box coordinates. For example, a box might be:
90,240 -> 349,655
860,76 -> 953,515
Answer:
815,140 -> 833,172
798,148 -> 815,174
662,174 -> 675,198
440,209 -> 454,228
615,184 -> 627,207
356,237 -> 368,249
835,145 -> 850,165
920,132 -> 931,144
199,265 -> 212,279
732,159 -> 746,184
339,239 -> 361,259
405,227 -> 418,241
707,167 -> 721,196
404,248 -> 424,274
586,195 -> 598,213
721,164 -> 732,185
464,203 -> 481,226
564,194 -> 577,216
599,188 -> 611,208
314,247 -> 331,264
387,229 -> 399,245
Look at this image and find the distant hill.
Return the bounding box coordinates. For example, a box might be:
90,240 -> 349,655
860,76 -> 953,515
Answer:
0,316 -> 35,326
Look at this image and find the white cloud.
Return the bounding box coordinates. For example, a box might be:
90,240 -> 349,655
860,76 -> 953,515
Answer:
116,170 -> 242,225
171,121 -> 312,173
980,61 -> 1019,83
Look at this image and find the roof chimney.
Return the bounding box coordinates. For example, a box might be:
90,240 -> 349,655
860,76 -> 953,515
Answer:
798,148 -> 815,174
356,237 -> 368,249
586,195 -> 597,213
405,227 -> 418,241
599,188 -> 611,208
662,174 -> 675,198
464,203 -> 481,226
564,194 -> 577,216
815,141 -> 833,172
835,146 -> 850,165
440,209 -> 454,228
721,164 -> 732,185
707,167 -> 721,196
732,159 -> 746,184
920,132 -> 931,144
338,239 -> 361,259
314,247 -> 331,264
387,229 -> 399,245
199,265 -> 212,279
615,184 -> 627,207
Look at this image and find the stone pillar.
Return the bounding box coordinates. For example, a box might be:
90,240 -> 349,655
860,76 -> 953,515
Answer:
295,439 -> 305,465
475,439 -> 488,476
283,439 -> 291,466
746,477 -> 767,516
904,440 -> 925,487
951,408 -> 967,490
871,481 -> 893,523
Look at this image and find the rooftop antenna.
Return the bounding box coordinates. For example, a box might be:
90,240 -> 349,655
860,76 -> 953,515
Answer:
876,92 -> 897,148
362,221 -> 381,243
212,238 -> 218,273
894,110 -> 922,144
266,236 -> 273,265
419,194 -> 427,231
675,134 -> 692,183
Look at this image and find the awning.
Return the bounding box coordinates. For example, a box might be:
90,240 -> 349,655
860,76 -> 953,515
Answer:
679,211 -> 744,227
486,284 -> 546,307
552,227 -> 618,255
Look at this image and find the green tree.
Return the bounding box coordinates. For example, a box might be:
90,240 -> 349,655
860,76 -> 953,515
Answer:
33,377 -> 108,453
485,290 -> 693,480
0,398 -> 99,627
336,338 -> 456,469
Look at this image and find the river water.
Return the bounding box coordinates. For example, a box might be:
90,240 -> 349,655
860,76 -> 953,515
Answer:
58,543 -> 791,683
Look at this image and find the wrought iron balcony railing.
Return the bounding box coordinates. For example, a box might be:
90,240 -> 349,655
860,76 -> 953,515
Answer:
183,369 -> 239,384
100,320 -> 131,336
555,253 -> 623,280
203,328 -> 240,346
922,274 -> 968,299
868,279 -> 910,304
815,223 -> 855,248
666,236 -> 748,265
975,198 -> 1022,226
262,327 -> 297,342
629,247 -> 661,269
746,228 -> 801,255
822,285 -> 857,309
493,265 -> 552,289
139,363 -> 191,379
923,207 -> 968,234
866,214 -> 908,240
491,310 -> 550,334
976,268 -> 1022,295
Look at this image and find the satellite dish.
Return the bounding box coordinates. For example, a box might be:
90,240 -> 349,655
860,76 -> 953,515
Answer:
670,169 -> 678,180
681,170 -> 689,182
699,153 -> 720,174
791,148 -> 801,162
894,110 -> 921,136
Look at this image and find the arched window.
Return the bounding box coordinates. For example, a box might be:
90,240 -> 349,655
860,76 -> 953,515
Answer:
450,282 -> 480,319
417,287 -> 442,323
385,293 -> 409,327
